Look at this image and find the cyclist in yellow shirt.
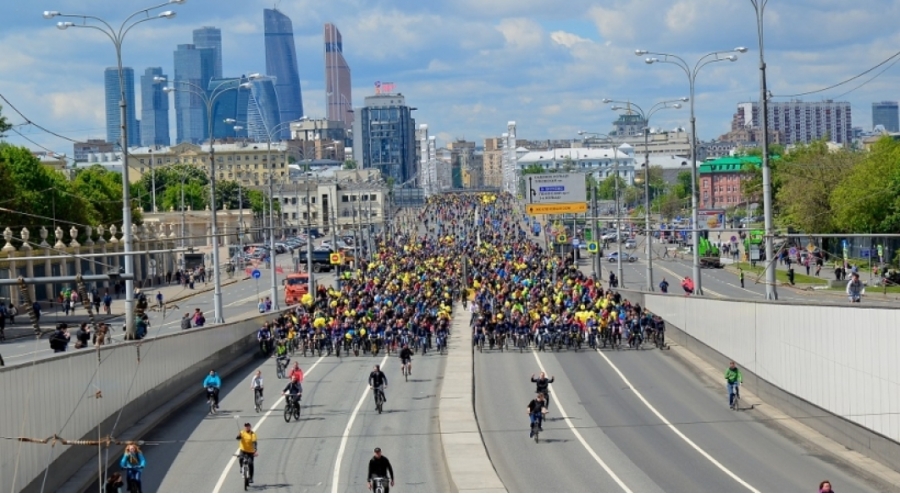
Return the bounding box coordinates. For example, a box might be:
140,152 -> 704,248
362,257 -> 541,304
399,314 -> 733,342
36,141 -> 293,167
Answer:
236,422 -> 258,484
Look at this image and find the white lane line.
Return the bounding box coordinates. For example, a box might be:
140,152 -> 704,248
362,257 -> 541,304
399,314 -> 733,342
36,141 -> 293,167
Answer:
531,351 -> 632,493
593,349 -> 759,493
331,354 -> 389,493
212,354 -> 327,493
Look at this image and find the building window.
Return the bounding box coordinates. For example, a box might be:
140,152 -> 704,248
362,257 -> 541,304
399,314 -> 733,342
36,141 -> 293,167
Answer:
342,195 -> 349,203
139,159 -> 145,164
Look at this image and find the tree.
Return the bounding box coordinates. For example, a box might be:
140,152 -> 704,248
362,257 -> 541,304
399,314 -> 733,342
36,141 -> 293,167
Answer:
0,104 -> 11,138
658,192 -> 684,220
342,159 -> 358,170
161,182 -> 207,212
596,175 -> 627,200
775,140 -> 858,233
831,137 -> 900,233
522,163 -> 545,175
71,165 -> 128,225
135,163 -> 208,212
675,171 -> 693,199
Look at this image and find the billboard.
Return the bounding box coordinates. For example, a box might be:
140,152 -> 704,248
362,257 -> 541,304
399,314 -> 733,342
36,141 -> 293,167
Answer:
526,173 -> 586,204
698,209 -> 726,230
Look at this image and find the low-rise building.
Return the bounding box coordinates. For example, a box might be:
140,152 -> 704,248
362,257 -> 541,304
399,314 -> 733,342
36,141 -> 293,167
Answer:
698,156 -> 761,210
516,144 -> 637,184
127,141 -> 289,186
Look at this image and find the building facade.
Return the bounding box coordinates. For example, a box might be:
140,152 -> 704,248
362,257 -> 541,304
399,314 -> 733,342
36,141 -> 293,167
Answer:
352,93 -> 417,184
246,75 -> 282,142
73,140 -> 114,162
324,23 -> 353,130
447,140 -> 477,188
482,137 -> 503,187
273,172 -> 386,235
872,101 -> 899,133
173,44 -> 216,144
104,67 -> 140,148
264,8 -> 304,139
698,156 -> 761,210
515,145 -> 637,184
192,26 -> 222,80
140,67 -> 171,147
731,100 -> 852,146
208,77 -> 251,140
290,118 -> 347,162
127,142 -> 289,186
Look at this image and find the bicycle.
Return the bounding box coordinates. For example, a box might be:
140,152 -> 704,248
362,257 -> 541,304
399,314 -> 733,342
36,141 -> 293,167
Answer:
206,386 -> 218,415
373,386 -> 385,414
730,383 -> 741,411
276,357 -> 289,379
530,411 -> 543,444
283,394 -> 301,422
253,388 -> 264,413
371,476 -> 387,493
234,453 -> 252,491
402,361 -> 410,382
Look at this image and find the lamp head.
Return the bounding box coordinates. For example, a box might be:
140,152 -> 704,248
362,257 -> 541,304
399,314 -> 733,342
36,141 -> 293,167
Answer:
726,55 -> 738,62
233,125 -> 244,131
153,76 -> 167,83
239,82 -> 252,89
163,87 -> 174,93
735,46 -> 748,53
248,73 -> 262,80
672,104 -> 682,109
224,118 -> 236,124
611,106 -> 624,111
169,0 -> 187,4
577,130 -> 585,135
43,11 -> 60,19
601,98 -> 612,104
56,21 -> 73,30
635,49 -> 648,56
158,10 -> 176,19
645,57 -> 658,64
680,97 -> 689,102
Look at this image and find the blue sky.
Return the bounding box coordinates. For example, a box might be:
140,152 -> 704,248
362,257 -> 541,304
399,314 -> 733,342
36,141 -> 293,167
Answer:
3,0 -> 900,155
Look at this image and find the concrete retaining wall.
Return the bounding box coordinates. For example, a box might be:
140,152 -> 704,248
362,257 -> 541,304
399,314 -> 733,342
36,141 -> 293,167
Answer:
644,294 -> 900,470
0,312 -> 268,493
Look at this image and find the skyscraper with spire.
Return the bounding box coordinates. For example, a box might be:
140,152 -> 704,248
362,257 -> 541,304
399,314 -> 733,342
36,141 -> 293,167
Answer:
324,23 -> 353,130
264,8 -> 303,139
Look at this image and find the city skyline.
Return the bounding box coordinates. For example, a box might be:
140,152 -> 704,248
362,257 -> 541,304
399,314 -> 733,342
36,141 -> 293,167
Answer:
103,66 -> 140,148
264,7 -> 304,140
325,22 -> 353,130
5,1 -> 900,155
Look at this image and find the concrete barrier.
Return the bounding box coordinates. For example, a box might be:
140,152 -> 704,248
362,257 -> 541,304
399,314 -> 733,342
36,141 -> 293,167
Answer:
643,293 -> 900,472
0,311 -> 269,493
438,303 -> 506,493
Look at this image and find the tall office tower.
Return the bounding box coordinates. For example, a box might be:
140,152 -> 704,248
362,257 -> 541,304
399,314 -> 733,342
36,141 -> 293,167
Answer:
208,77 -> 251,140
264,8 -> 304,138
192,26 -> 223,79
324,23 -> 353,130
352,93 -> 416,184
173,44 -> 216,144
731,100 -> 853,145
872,101 -> 899,133
104,67 -> 140,148
246,75 -> 282,142
140,67 -> 171,147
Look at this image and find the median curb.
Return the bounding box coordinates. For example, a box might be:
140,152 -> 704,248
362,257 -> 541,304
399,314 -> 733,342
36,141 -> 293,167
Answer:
438,302 -> 507,493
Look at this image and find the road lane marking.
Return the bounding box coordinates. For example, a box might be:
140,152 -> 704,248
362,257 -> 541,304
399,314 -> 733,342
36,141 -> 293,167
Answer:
531,351 -> 632,493
593,349 -> 759,493
212,354 -> 326,493
331,354 -> 389,493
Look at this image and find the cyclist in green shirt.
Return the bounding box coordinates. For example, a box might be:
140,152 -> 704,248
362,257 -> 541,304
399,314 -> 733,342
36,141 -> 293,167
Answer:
725,361 -> 743,409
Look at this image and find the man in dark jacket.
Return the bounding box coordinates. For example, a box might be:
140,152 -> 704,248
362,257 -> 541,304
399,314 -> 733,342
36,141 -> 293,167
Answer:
367,447 -> 394,492
180,313 -> 192,330
50,323 -> 70,353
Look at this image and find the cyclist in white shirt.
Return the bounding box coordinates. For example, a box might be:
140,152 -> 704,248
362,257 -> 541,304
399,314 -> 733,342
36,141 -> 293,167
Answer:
249,370 -> 264,400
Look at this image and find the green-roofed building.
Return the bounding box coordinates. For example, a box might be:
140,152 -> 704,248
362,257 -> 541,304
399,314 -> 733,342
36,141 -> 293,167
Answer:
698,155 -> 764,209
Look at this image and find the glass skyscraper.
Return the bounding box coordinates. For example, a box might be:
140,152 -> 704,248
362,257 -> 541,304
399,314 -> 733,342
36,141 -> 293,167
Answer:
209,77 -> 251,140
104,67 -> 140,148
140,67 -> 171,147
247,76 -> 282,142
173,44 -> 216,144
872,101 -> 899,133
325,23 -> 353,129
264,8 -> 303,138
193,26 -> 222,80
352,94 -> 417,183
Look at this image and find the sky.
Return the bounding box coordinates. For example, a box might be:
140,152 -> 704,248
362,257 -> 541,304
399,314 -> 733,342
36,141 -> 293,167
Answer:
3,0 -> 900,156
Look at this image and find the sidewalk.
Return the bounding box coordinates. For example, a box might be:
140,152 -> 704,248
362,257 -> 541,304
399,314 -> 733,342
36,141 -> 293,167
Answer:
1,275 -> 246,341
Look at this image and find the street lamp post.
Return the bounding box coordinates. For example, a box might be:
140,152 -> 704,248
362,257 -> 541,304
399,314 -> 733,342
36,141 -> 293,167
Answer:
576,131 -> 623,287
163,76 -> 251,323
603,98 -> 686,291
637,46 -> 746,295
750,0 -> 777,300
46,1 -> 183,339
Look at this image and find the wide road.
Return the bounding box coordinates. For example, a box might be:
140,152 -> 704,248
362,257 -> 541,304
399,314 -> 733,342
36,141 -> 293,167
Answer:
475,342 -> 884,493
0,266 -> 335,367
140,346 -> 450,493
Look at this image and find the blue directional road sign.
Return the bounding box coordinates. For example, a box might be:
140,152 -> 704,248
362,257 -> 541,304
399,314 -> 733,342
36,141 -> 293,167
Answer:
251,269 -> 261,279
587,241 -> 599,253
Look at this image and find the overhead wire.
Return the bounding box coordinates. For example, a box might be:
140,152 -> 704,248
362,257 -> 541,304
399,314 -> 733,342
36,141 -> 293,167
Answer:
0,93 -> 80,143
774,48 -> 900,99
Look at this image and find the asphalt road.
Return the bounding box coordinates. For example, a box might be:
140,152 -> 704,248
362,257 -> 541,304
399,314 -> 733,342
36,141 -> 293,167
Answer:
474,344 -> 883,493
0,268 -> 335,367
137,347 -> 450,493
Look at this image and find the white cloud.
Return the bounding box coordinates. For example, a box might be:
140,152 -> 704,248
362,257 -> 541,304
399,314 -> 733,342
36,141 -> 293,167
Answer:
550,31 -> 590,49
496,18 -> 545,51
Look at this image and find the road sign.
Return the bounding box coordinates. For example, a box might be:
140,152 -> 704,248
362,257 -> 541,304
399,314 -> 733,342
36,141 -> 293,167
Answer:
750,246 -> 761,261
587,241 -> 599,253
584,228 -> 593,241
526,173 -> 587,204
556,233 -> 568,244
730,236 -> 737,243
251,269 -> 261,279
329,253 -> 343,265
861,249 -> 871,257
789,247 -> 798,258
525,202 -> 588,215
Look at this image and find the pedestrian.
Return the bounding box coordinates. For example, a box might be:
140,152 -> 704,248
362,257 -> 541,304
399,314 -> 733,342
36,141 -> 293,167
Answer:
71,290 -> 79,313
818,480 -> 834,493
258,298 -> 267,313
104,472 -> 124,494
193,309 -> 205,327
8,302 -> 17,324
155,291 -> 164,309
49,323 -> 70,353
189,272 -> 195,290
181,312 -> 192,330
120,443 -> 146,493
739,268 -> 745,288
75,322 -> 91,349
0,304 -> 6,341
32,301 -> 41,322
658,278 -> 669,293
103,291 -> 112,315
265,296 -> 272,311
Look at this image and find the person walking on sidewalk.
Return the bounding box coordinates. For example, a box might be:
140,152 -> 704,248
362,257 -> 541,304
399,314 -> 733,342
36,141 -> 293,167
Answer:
739,268 -> 745,288
156,291 -> 164,310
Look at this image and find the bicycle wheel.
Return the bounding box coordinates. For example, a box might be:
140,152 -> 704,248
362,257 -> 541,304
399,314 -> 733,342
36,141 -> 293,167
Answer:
209,398 -> 216,415
733,389 -> 741,411
284,403 -> 293,422
294,402 -> 301,420
242,459 -> 250,491
376,393 -> 383,414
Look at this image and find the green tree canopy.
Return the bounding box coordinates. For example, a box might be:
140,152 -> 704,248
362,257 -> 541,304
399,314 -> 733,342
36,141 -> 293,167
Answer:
596,175 -> 627,200
831,137 -> 900,233
522,163 -> 545,175
342,159 -> 358,170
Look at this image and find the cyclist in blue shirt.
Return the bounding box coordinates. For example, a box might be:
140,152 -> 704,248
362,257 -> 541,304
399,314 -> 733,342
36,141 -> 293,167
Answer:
203,369 -> 222,409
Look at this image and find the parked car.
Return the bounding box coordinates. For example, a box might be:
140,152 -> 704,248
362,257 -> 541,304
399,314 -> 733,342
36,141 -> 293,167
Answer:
624,239 -> 637,249
607,251 -> 637,263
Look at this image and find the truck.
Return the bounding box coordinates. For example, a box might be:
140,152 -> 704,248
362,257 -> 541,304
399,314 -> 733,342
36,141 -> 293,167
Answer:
297,250 -> 335,273
743,230 -> 765,262
698,237 -> 723,268
283,272 -> 310,305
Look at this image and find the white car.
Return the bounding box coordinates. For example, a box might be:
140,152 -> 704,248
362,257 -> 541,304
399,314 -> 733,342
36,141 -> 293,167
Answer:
607,251 -> 637,263
624,239 -> 637,249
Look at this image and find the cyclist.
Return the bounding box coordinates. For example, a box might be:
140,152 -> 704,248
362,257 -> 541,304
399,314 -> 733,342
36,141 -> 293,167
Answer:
725,361 -> 743,409
236,422 -> 258,484
367,447 -> 395,492
119,443 -> 146,493
288,361 -> 304,383
257,324 -> 273,355
530,372 -> 554,412
369,364 -> 388,408
399,344 -> 413,376
274,339 -> 289,375
527,393 -> 546,438
249,370 -> 264,401
203,369 -> 222,410
282,374 -> 303,412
